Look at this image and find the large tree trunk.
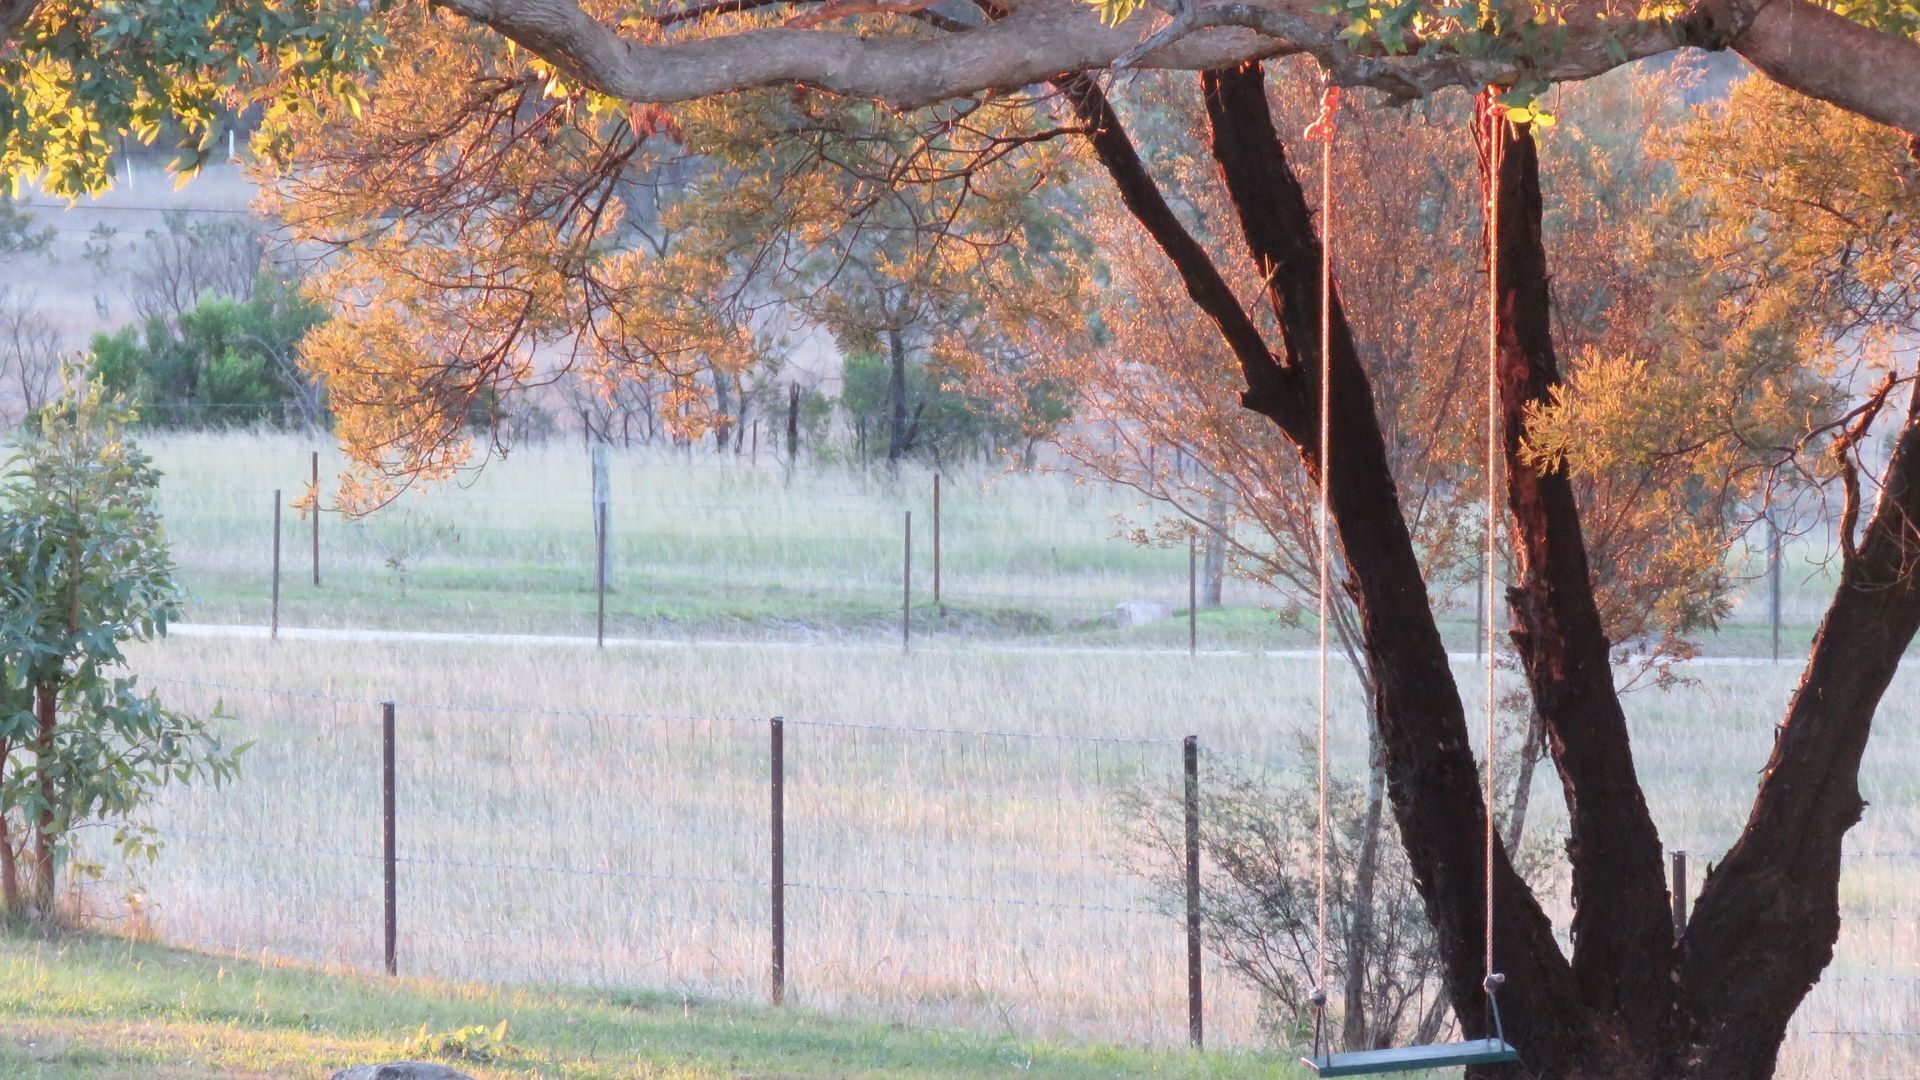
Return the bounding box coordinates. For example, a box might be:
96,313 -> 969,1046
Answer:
1065,65 -> 1610,1071
1189,68 -> 1609,1074
1485,116 -> 1676,1059
1679,378 -> 1920,1075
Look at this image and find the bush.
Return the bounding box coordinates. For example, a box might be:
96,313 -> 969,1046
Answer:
0,376 -> 241,917
90,273 -> 327,429
1119,752 -> 1554,1052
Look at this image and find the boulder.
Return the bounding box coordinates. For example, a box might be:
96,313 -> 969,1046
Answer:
1107,600 -> 1172,628
330,1065 -> 475,1080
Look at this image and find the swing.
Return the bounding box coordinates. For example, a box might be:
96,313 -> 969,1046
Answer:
1296,85 -> 1521,1078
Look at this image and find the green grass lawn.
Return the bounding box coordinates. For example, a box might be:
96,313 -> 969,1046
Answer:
0,927 -> 1288,1079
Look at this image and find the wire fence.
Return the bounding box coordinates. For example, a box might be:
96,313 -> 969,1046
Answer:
151,450 -> 1837,660
77,676 -> 1920,1071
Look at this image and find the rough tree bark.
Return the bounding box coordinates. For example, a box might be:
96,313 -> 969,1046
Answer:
1485,116 -> 1676,1064
1679,351 -> 1920,1073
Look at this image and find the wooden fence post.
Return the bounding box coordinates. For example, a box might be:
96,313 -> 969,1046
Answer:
770,715 -> 786,1005
383,701 -> 398,976
1184,735 -> 1203,1047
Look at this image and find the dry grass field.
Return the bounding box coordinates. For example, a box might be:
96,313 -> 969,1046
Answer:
1,429 -> 1899,1076
87,628 -> 1920,1078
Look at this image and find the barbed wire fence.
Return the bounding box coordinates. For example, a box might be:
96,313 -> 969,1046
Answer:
75,676 -> 1920,1074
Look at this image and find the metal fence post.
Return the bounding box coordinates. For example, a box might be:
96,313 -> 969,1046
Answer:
770,715 -> 786,1005
1671,850 -> 1687,941
271,490 -> 282,641
1184,734 -> 1203,1048
383,700 -> 397,976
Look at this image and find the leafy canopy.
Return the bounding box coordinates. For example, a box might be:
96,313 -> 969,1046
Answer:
1,0 -> 379,197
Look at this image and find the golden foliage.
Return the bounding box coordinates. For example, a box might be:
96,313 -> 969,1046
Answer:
269,3 -> 1080,508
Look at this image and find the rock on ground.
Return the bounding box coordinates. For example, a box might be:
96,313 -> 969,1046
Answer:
1107,600 -> 1172,628
329,1064 -> 475,1080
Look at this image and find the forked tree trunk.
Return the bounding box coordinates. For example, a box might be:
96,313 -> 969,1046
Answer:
1485,117 -> 1676,1061
1064,65 -> 1920,1078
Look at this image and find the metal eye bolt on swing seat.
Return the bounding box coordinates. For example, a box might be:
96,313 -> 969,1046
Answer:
1296,83 -> 1520,1077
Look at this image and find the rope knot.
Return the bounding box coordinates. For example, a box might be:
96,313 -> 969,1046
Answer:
1303,85 -> 1341,143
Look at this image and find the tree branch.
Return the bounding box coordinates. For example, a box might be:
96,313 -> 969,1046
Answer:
441,0 -> 1920,134
1683,372 -> 1920,1075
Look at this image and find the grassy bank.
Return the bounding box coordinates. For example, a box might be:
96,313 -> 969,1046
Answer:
0,927 -> 1283,1079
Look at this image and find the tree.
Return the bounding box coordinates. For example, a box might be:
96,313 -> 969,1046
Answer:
124,210 -> 269,330
268,2 -> 1920,1075
0,285 -> 62,425
0,377 -> 241,917
0,1 -> 377,197
272,4 -> 1086,505
89,272 -> 330,429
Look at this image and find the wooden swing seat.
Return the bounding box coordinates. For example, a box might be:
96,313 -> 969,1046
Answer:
1301,1037 -> 1520,1076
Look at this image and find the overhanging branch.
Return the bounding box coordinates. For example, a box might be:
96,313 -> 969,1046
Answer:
440,0 -> 1920,134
